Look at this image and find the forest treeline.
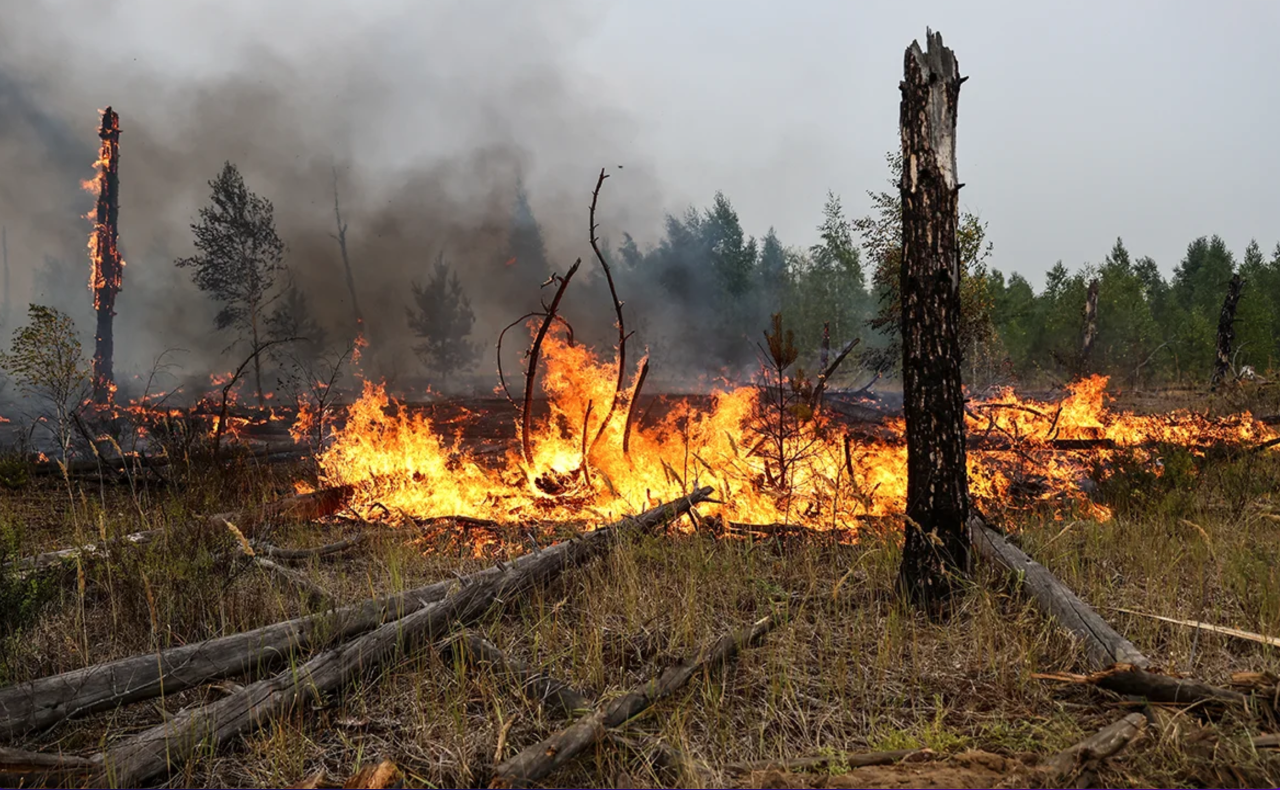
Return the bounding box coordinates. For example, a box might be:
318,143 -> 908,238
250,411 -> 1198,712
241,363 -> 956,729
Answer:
8,153 -> 1278,394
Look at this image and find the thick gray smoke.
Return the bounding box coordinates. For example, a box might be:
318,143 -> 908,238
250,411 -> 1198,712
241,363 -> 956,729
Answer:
0,0 -> 670,400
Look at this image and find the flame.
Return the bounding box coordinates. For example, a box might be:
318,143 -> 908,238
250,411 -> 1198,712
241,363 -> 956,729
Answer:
310,314 -> 1279,535
85,108 -> 124,311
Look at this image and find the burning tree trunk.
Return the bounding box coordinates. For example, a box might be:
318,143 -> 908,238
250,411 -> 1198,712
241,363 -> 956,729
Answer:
1211,273 -> 1244,389
896,30 -> 971,610
89,107 -> 123,405
1081,277 -> 1099,372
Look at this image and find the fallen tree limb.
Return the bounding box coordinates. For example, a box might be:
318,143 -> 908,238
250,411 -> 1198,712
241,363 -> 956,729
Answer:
723,748 -> 925,775
1032,665 -> 1248,711
1256,733 -> 1279,749
0,747 -> 95,789
490,612 -> 777,788
1044,712 -> 1145,784
446,632 -> 592,719
91,488 -> 713,788
254,533 -> 368,563
970,517 -> 1149,669
251,555 -> 333,607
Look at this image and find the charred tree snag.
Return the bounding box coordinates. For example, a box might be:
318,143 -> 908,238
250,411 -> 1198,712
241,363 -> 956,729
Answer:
89,107 -> 123,405
896,29 -> 971,610
1211,273 -> 1245,389
621,356 -> 650,456
1081,278 -> 1099,372
330,166 -> 364,333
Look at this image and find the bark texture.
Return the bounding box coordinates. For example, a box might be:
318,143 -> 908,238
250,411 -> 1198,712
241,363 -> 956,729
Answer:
91,107 -> 123,404
897,29 -> 971,609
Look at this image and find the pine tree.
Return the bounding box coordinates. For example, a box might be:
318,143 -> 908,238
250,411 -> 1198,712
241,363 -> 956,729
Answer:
176,161 -> 285,406
407,253 -> 477,384
758,227 -> 787,313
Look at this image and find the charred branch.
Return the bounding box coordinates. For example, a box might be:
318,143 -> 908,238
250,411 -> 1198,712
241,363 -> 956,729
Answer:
520,260 -> 580,467
621,355 -> 650,457
587,168 -> 633,458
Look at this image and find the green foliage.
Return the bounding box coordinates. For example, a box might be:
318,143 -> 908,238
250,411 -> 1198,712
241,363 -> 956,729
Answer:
0,456 -> 29,489
0,303 -> 91,456
1094,444 -> 1200,520
0,520 -> 56,648
407,253 -> 477,382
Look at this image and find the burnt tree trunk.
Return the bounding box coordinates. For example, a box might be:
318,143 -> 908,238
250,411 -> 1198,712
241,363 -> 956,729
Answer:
1211,273 -> 1244,389
90,107 -> 122,405
897,30 -> 971,610
1081,277 -> 1099,372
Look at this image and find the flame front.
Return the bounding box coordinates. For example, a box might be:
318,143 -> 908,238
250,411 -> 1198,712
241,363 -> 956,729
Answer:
311,329 -> 1278,533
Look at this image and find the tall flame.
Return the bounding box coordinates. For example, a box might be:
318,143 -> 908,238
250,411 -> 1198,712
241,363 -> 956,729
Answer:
308,325 -> 1280,533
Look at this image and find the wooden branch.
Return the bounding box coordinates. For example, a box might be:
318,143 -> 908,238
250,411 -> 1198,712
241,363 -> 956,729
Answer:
251,555 -> 333,607
254,533 -> 368,563
521,260 -> 581,467
724,748 -> 924,775
1045,712 -> 1145,784
496,312 -> 575,406
810,338 -> 861,408
445,632 -> 592,719
0,746 -> 95,789
91,489 -> 713,788
586,168 -> 630,458
621,356 -> 650,457
491,612 -> 775,788
970,517 -> 1149,670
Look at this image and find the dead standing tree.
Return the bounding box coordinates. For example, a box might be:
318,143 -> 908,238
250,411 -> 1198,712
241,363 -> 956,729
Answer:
89,107 -> 123,404
897,30 -> 972,610
330,165 -> 364,333
1081,277 -> 1099,372
1211,273 -> 1244,389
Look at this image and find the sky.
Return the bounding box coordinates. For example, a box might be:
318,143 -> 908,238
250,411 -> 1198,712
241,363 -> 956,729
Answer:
1,0 -> 1277,310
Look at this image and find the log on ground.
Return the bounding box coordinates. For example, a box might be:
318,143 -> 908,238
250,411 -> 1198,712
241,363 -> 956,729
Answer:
90,488 -> 713,789
1045,712 -> 1145,783
970,517 -> 1149,670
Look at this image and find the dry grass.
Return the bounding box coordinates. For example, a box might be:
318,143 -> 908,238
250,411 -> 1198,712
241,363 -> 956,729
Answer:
2,433 -> 1280,788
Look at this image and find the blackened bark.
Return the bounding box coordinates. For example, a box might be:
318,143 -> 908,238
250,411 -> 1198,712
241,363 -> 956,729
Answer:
91,108 -> 122,405
1081,278 -> 1099,372
1211,273 -> 1244,389
897,30 -> 971,611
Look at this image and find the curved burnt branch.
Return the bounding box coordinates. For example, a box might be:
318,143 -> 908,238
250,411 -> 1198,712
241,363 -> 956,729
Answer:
521,260 -> 581,467
586,168 -> 631,457
496,312 -> 575,406
621,355 -> 650,456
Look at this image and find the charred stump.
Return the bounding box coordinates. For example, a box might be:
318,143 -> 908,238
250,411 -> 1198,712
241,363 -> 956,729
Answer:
896,30 -> 971,610
90,107 -> 123,405
1211,273 -> 1244,389
1081,277 -> 1099,372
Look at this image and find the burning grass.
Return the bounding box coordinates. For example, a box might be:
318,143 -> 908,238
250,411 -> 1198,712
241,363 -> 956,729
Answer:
1,421 -> 1278,787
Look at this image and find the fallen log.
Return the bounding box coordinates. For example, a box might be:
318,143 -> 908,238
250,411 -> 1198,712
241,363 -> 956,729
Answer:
1044,712 -> 1145,784
91,488 -> 713,788
0,747 -> 95,788
255,533 -> 368,563
490,612 -> 776,788
1088,665 -> 1247,708
446,632 -> 592,719
970,517 -> 1149,669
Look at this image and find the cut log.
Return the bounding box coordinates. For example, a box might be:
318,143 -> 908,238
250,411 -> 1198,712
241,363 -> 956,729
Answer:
445,632 -> 592,719
91,489 -> 712,788
491,613 -> 776,788
1045,712 -> 1145,783
970,517 -> 1149,670
896,28 -> 972,610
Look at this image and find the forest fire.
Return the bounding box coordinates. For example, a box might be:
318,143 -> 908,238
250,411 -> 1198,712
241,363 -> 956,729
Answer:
83,106 -> 124,405
308,328 -> 1279,534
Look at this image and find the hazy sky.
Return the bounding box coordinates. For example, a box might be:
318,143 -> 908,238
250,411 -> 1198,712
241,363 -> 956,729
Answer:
7,0 -> 1280,293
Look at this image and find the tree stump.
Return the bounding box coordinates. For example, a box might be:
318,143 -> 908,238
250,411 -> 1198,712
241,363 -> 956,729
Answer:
897,29 -> 971,611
